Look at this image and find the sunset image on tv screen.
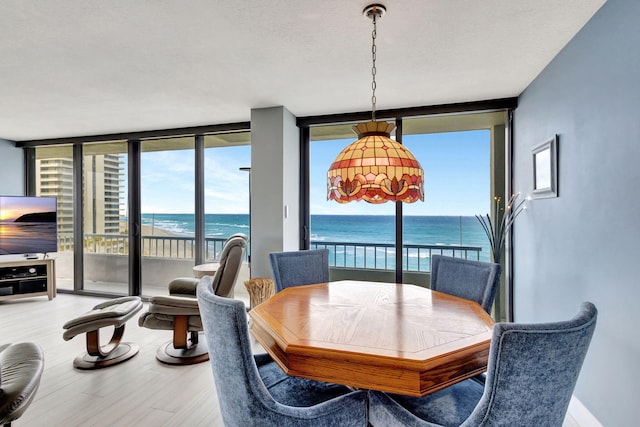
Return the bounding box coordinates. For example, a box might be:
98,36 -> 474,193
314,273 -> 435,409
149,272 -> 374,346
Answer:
0,196 -> 57,255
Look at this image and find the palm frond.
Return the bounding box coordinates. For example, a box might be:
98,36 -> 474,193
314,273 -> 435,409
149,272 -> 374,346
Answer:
476,193 -> 526,262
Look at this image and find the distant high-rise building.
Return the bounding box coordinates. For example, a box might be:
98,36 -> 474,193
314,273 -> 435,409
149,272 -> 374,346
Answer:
35,149 -> 124,236
83,153 -> 124,234
36,156 -> 73,234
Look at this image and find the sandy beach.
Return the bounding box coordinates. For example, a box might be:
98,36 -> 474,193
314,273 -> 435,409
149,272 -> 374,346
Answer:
118,221 -> 197,258
120,221 -> 179,237
141,224 -> 176,237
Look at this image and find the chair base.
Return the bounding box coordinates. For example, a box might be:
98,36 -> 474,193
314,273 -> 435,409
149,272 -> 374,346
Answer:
156,335 -> 209,365
73,342 -> 140,370
63,296 -> 143,369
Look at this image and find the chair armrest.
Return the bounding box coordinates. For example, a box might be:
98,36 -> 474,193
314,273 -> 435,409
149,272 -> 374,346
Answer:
168,277 -> 200,297
148,295 -> 200,316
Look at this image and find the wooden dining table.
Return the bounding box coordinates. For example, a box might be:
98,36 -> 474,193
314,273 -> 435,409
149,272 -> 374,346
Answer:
249,280 -> 494,397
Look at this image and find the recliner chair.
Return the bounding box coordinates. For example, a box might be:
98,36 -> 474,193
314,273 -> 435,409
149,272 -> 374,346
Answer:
138,234 -> 247,365
172,233 -> 248,297
0,342 -> 44,427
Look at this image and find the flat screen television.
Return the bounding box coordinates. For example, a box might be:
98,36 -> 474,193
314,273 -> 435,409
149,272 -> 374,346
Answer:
0,195 -> 58,256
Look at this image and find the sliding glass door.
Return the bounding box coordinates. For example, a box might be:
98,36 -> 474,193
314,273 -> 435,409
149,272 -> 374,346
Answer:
34,145 -> 75,291
309,123 -> 396,283
82,141 -> 128,294
139,137 -> 195,296
402,118 -> 491,286
304,112 -> 506,299
203,132 -> 251,263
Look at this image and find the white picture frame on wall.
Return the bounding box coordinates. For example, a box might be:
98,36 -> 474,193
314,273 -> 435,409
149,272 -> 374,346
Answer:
532,135 -> 558,199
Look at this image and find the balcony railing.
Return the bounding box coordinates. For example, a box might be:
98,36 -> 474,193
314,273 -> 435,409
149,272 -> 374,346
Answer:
58,234 -> 481,273
311,241 -> 482,272
58,233 -> 237,261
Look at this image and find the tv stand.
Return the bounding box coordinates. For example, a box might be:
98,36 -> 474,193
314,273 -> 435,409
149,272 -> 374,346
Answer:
0,258 -> 56,301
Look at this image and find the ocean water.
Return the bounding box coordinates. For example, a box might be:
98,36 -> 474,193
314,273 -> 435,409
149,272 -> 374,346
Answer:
141,213 -> 491,263
142,213 -> 250,238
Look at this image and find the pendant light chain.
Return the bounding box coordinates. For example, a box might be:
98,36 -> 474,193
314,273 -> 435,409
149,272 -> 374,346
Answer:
371,12 -> 378,122
327,4 -> 424,205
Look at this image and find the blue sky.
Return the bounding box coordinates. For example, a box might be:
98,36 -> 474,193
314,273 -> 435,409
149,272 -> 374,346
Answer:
139,129 -> 490,216
0,195 -> 57,221
311,130 -> 490,216
140,146 -> 251,214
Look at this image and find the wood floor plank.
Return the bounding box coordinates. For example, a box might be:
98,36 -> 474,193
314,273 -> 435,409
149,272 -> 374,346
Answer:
0,292 -> 250,426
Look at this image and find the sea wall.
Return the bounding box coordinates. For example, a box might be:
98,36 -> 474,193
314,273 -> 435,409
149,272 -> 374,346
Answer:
55,252 -> 196,287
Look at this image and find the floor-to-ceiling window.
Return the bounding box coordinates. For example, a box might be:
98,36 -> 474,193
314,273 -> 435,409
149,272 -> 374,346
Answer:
308,120 -> 492,285
309,122 -> 397,282
81,141 -> 128,294
403,112 -> 509,318
302,109 -> 509,317
34,145 -> 75,291
140,137 -> 195,296
401,116 -> 493,283
203,132 -> 251,262
26,123 -> 251,298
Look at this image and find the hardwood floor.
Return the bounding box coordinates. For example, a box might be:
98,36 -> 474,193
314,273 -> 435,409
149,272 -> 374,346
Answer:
1,289 -> 583,427
1,291 -> 258,427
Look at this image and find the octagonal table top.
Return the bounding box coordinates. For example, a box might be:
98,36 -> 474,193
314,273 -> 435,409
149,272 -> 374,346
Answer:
249,280 -> 494,397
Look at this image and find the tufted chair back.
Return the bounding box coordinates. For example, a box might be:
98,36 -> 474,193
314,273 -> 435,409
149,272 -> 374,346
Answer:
269,249 -> 329,293
196,277 -> 368,427
430,255 -> 502,313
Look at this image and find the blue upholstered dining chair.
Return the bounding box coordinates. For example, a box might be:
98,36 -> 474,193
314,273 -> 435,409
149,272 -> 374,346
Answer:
368,302 -> 598,427
196,276 -> 368,427
430,255 -> 502,313
269,249 -> 330,293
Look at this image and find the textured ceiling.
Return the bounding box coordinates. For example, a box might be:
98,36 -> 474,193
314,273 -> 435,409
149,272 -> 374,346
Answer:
0,0 -> 606,141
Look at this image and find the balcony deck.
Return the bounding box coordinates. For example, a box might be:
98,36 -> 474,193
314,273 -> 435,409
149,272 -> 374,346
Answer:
52,233 -> 483,299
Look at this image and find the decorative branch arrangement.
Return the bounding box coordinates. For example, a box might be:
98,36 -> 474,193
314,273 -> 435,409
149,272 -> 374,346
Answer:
476,193 -> 527,263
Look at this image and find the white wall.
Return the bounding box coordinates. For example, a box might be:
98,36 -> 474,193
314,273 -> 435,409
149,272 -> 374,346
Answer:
513,0 -> 638,425
250,106 -> 300,278
0,139 -> 24,195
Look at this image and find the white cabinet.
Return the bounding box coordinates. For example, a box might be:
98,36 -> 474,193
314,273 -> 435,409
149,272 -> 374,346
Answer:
0,258 -> 56,301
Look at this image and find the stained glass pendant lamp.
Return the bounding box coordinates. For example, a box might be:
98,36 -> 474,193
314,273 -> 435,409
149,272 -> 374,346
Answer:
327,4 -> 424,204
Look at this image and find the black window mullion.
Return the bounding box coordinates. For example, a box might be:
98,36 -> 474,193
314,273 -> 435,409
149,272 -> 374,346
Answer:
195,135 -> 205,264
395,118 -> 404,284
73,143 -> 84,291
300,126 -> 311,250
128,139 -> 141,295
